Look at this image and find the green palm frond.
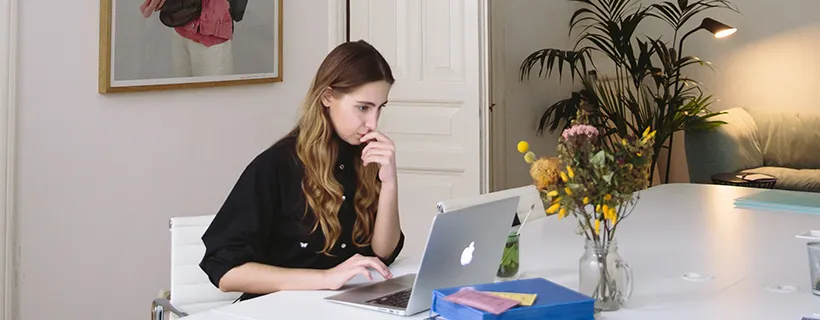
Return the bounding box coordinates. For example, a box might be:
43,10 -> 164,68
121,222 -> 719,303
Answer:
518,0 -> 738,185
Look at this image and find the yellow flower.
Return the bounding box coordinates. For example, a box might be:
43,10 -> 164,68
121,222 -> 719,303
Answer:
524,151 -> 536,163
583,197 -> 590,205
642,130 -> 657,143
517,141 -> 529,153
642,126 -> 651,138
594,220 -> 600,234
559,207 -> 566,218
566,166 -> 575,179
530,157 -> 561,190
560,171 -> 568,182
604,194 -> 612,201
547,190 -> 558,197
608,207 -> 617,220
546,202 -> 561,214
612,215 -> 618,225
602,205 -> 610,215
564,187 -> 573,196
621,138 -> 627,145
596,204 -> 601,213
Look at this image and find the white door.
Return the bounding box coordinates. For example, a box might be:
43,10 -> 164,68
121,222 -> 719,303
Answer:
0,0 -> 16,317
347,0 -> 488,258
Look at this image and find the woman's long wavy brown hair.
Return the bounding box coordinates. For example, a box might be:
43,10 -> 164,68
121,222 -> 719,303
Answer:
289,40 -> 394,256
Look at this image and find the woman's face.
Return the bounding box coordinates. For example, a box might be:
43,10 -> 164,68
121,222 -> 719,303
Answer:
323,80 -> 391,146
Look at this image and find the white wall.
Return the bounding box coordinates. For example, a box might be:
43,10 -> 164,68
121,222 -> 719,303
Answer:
662,0 -> 820,182
17,1 -> 328,319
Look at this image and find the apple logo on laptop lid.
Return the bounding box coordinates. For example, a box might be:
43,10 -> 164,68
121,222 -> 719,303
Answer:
460,241 -> 475,266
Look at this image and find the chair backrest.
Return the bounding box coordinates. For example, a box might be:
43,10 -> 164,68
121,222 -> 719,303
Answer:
169,214 -> 242,316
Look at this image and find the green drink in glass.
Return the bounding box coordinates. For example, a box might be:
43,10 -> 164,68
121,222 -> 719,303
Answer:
497,231 -> 520,279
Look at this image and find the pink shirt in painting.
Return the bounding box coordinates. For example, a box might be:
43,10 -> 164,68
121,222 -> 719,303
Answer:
174,0 -> 234,47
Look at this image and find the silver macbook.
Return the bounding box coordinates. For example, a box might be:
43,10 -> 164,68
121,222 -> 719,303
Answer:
324,195 -> 519,316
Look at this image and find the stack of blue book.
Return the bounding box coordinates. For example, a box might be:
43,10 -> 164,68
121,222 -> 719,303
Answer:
734,189 -> 820,215
430,277 -> 595,320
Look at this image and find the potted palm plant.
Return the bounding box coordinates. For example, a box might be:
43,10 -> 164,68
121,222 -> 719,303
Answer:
519,0 -> 739,185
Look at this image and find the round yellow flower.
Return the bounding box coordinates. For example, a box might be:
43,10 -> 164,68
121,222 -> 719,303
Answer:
530,157 -> 561,190
517,141 -> 529,153
524,151 -> 536,164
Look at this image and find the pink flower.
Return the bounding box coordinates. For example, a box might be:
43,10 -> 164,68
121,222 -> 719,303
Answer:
561,124 -> 599,140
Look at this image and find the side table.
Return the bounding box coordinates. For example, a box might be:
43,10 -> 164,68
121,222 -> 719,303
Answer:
711,172 -> 777,189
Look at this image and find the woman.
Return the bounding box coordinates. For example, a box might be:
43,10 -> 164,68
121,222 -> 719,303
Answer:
199,40 -> 405,302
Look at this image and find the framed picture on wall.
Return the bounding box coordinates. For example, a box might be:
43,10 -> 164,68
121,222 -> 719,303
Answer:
98,0 -> 283,93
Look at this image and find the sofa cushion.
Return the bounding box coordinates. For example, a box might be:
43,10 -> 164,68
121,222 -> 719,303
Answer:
745,107 -> 820,169
740,167 -> 820,193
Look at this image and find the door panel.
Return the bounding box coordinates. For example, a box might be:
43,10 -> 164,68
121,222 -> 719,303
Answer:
349,0 -> 484,258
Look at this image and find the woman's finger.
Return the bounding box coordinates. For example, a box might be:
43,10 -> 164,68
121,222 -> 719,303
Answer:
362,148 -> 392,160
359,131 -> 393,144
356,266 -> 373,281
361,141 -> 394,156
362,155 -> 390,166
359,258 -> 392,279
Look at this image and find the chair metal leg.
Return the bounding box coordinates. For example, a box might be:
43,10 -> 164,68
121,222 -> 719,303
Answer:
152,298 -> 188,319
153,304 -> 165,320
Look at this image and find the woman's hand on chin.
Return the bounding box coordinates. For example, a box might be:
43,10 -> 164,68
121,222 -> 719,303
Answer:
360,131 -> 397,184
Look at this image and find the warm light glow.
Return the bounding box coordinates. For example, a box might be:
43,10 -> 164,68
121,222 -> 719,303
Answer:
715,28 -> 737,38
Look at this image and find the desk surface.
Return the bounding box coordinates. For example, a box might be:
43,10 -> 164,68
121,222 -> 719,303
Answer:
186,183 -> 820,319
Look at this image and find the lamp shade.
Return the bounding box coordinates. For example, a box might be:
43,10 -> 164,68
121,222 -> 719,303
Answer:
701,18 -> 736,38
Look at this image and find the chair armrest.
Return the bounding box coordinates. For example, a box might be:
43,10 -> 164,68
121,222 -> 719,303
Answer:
152,298 -> 189,318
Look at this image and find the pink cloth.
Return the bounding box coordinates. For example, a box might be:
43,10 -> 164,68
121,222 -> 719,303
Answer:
140,0 -> 165,17
174,0 -> 234,47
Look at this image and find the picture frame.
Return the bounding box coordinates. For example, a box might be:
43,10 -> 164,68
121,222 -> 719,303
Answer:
98,0 -> 283,93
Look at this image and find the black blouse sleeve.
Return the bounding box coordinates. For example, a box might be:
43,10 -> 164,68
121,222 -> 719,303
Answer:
199,151 -> 279,288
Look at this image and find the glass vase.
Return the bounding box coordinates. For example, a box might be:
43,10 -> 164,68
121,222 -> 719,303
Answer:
578,238 -> 633,312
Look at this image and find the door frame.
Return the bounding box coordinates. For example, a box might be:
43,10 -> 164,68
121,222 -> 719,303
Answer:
327,0 -> 492,195
488,0 -> 506,192
327,0 -> 348,51
0,0 -> 17,318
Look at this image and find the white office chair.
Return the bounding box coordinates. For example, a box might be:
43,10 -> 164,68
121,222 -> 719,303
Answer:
152,214 -> 242,320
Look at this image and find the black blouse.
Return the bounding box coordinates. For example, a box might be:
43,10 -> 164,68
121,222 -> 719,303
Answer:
199,131 -> 405,301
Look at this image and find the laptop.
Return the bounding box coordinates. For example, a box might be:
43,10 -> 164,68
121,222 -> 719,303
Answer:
436,185 -> 545,222
324,195 -> 519,316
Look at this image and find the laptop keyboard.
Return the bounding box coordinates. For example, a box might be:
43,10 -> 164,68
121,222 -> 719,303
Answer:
366,288 -> 412,308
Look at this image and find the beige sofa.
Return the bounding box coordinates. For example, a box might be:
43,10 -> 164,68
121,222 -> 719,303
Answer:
685,107 -> 820,193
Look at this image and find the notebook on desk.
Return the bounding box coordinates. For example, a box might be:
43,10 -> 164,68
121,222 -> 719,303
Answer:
430,277 -> 595,320
734,189 -> 820,215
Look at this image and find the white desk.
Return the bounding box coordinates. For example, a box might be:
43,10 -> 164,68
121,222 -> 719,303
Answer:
187,183 -> 820,319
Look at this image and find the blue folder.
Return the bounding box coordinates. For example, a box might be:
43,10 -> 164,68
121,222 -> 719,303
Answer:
430,277 -> 595,320
734,189 -> 820,215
